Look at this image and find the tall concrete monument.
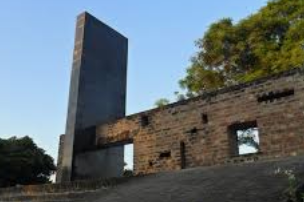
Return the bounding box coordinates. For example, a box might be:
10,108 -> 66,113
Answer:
58,12 -> 128,182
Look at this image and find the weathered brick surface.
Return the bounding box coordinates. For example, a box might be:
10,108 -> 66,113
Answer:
92,68 -> 304,175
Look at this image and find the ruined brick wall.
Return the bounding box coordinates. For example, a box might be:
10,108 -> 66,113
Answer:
94,68 -> 304,175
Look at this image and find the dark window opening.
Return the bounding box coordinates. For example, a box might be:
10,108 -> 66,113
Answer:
180,141 -> 186,169
140,115 -> 149,127
228,121 -> 260,156
257,89 -> 294,103
159,151 -> 171,158
202,113 -> 208,124
148,160 -> 153,167
188,127 -> 198,135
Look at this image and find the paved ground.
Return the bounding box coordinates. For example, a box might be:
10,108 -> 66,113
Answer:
88,156 -> 304,202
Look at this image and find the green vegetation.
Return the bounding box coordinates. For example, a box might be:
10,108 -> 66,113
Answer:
0,136 -> 56,188
237,128 -> 260,151
274,168 -> 304,202
180,0 -> 304,95
154,98 -> 170,107
123,169 -> 134,177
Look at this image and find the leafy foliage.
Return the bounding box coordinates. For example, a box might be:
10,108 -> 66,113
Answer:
237,128 -> 260,151
0,136 -> 56,187
274,168 -> 303,202
154,98 -> 170,107
180,0 -> 304,94
123,169 -> 134,177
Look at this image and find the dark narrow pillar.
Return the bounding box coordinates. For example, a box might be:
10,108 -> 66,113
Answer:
57,12 -> 128,182
55,134 -> 65,183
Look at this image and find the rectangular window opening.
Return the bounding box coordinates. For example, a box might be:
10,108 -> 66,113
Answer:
180,141 -> 186,169
123,143 -> 134,177
202,113 -> 208,124
257,89 -> 294,103
159,151 -> 171,158
140,115 -> 149,127
228,121 -> 260,156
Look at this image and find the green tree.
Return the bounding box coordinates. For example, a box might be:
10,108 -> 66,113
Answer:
237,128 -> 260,151
0,136 -> 56,187
180,0 -> 304,94
154,98 -> 170,107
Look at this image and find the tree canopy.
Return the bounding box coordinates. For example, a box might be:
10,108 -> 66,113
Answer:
154,98 -> 170,107
0,136 -> 56,187
180,0 -> 304,94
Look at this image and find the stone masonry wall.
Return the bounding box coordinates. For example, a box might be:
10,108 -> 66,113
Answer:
93,68 -> 304,175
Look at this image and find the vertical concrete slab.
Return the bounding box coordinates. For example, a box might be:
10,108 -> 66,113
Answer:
55,134 -> 65,183
73,146 -> 124,180
58,12 -> 128,182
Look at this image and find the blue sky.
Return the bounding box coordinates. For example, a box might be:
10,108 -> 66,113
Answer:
0,0 -> 267,162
